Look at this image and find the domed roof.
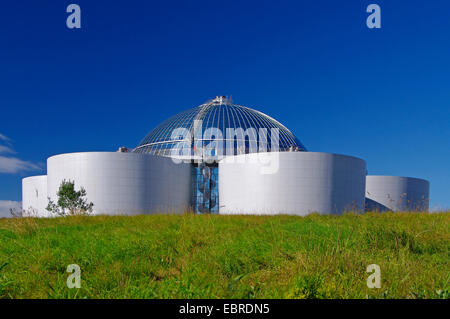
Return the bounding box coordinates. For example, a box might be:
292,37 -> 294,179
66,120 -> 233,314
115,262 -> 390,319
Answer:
133,96 -> 307,159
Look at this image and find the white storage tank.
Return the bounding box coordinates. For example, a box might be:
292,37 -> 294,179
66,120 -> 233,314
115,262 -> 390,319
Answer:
365,175 -> 430,212
46,152 -> 192,216
218,152 -> 366,215
22,175 -> 48,217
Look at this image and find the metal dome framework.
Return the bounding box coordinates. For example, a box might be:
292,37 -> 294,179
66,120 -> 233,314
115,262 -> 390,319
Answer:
133,96 -> 307,158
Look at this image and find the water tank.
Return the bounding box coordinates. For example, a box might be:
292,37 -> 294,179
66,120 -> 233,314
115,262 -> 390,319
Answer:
365,175 -> 429,211
46,152 -> 192,215
22,175 -> 48,216
219,152 -> 366,215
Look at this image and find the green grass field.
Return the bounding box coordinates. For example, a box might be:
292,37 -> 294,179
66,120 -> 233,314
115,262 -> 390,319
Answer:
0,212 -> 448,299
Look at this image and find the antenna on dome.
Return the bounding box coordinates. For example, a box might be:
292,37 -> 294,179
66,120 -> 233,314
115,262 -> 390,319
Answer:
212,95 -> 233,105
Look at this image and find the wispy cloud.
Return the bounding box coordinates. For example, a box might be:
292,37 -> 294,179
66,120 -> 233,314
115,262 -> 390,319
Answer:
0,133 -> 11,143
0,133 -> 40,174
0,200 -> 21,218
0,156 -> 41,173
0,145 -> 16,154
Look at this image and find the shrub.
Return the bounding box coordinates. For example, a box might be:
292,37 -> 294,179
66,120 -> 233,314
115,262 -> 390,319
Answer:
46,179 -> 94,216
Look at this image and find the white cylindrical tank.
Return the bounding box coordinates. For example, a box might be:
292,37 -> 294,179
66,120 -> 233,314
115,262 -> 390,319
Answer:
47,152 -> 192,215
365,175 -> 430,211
22,175 -> 48,217
218,152 -> 366,215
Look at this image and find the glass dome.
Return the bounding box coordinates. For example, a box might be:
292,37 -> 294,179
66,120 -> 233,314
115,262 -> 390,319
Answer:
133,96 -> 307,159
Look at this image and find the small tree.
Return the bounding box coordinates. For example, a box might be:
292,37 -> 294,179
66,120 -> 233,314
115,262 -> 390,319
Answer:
46,179 -> 94,216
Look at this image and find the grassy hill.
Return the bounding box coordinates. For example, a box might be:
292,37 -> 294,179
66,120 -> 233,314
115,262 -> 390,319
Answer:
0,212 -> 448,299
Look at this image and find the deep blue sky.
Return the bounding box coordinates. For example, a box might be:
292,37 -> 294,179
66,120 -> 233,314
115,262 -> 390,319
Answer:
0,0 -> 449,209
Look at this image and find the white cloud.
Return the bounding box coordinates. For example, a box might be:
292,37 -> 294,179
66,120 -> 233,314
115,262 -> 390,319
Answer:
0,156 -> 41,173
0,200 -> 21,218
0,133 -> 40,174
0,145 -> 15,154
0,133 -> 11,143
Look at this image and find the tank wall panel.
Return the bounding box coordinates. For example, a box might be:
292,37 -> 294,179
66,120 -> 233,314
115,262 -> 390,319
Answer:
22,175 -> 48,216
365,176 -> 430,211
46,152 -> 191,216
219,152 -> 366,215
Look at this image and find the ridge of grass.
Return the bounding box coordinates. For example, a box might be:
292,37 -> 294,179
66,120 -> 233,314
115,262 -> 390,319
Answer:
0,212 -> 448,299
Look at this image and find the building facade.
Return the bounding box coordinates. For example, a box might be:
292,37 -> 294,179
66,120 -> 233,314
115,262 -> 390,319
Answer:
22,97 -> 430,216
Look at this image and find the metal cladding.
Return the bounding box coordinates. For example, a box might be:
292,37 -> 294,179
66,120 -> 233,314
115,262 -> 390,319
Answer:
22,175 -> 48,217
47,152 -> 192,215
22,152 -> 192,217
218,152 -> 367,215
365,176 -> 430,212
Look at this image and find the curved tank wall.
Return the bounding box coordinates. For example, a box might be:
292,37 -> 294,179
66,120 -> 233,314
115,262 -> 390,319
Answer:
218,152 -> 366,215
365,176 -> 430,212
22,175 -> 48,217
47,152 -> 192,216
